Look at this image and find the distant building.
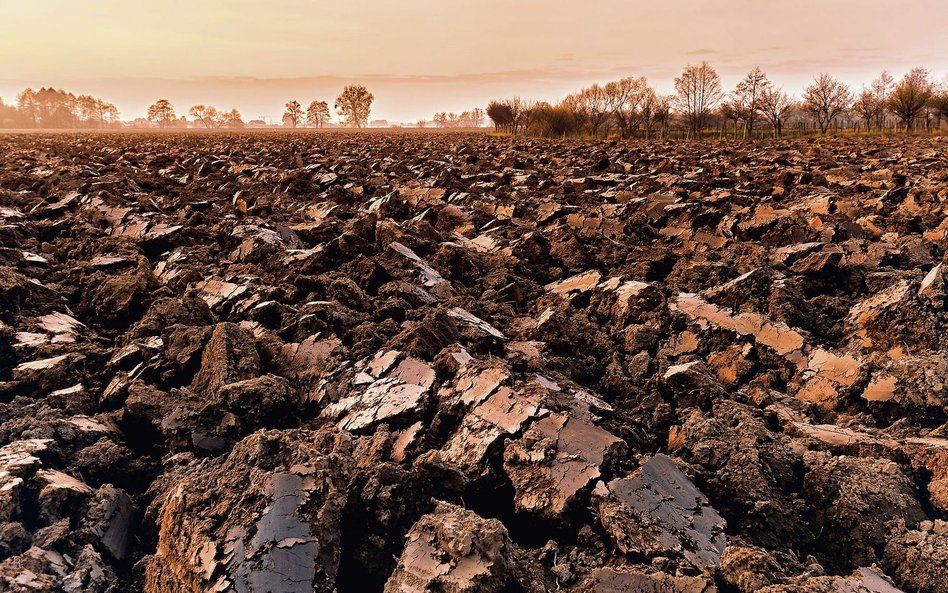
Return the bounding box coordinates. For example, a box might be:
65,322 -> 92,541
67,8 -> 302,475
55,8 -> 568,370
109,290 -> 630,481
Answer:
247,119 -> 267,128
370,119 -> 389,128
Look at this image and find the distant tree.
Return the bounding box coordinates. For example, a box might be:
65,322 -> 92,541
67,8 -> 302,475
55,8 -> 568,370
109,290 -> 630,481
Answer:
77,95 -> 102,127
852,89 -> 881,132
888,68 -> 934,131
605,76 -> 651,138
730,67 -> 771,138
306,100 -> 331,127
524,101 -> 581,137
486,100 -> 514,132
565,83 -> 611,137
96,100 -> 119,127
100,102 -> 120,127
433,112 -> 448,127
642,92 -> 671,139
0,97 -> 19,128
189,105 -> 221,128
222,108 -> 244,128
508,97 -> 529,134
31,88 -> 78,128
872,70 -> 895,129
932,80 -> 948,129
674,62 -> 723,138
718,98 -> 743,136
283,100 -> 303,128
335,85 -> 374,128
416,119 -> 427,128
17,88 -> 38,127
758,87 -> 793,137
802,74 -> 852,133
147,99 -> 176,128
470,107 -> 485,127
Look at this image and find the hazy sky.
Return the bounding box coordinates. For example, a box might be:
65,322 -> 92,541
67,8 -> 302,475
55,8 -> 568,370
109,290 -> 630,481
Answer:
1,0 -> 946,122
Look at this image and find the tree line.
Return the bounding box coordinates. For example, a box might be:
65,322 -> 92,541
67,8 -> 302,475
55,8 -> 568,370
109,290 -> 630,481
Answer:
486,63 -> 948,139
281,85 -> 375,128
0,88 -> 120,128
424,108 -> 485,128
146,84 -> 374,129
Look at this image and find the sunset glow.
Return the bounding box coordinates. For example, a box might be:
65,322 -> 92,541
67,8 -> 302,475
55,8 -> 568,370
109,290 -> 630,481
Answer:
2,0 -> 947,122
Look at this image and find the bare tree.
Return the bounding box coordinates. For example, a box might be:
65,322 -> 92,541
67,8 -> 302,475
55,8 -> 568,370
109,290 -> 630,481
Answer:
802,74 -> 852,133
306,100 -> 331,127
730,67 -> 771,138
888,68 -> 934,131
508,97 -> 529,134
605,76 -> 651,138
872,70 -> 895,129
147,99 -> 176,129
759,87 -> 793,137
674,62 -> 723,138
852,89 -> 881,132
565,84 -> 611,137
642,92 -> 671,139
486,100 -> 514,132
335,85 -> 374,128
470,107 -> 485,127
284,100 -> 303,128
718,99 -> 742,137
932,76 -> 948,128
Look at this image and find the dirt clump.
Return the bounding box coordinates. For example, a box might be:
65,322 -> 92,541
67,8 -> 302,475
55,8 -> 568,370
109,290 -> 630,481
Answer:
1,132 -> 947,592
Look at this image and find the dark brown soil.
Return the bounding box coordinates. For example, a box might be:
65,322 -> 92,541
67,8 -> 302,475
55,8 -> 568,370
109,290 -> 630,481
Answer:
1,131 -> 947,592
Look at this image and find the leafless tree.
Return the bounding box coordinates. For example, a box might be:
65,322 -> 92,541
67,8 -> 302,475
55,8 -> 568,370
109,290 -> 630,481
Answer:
642,93 -> 671,139
486,100 -> 514,132
872,70 -> 895,129
335,85 -> 374,128
802,74 -> 852,133
718,99 -> 743,137
507,97 -> 529,134
605,76 -> 651,138
674,62 -> 723,138
932,76 -> 948,128
565,84 -> 611,137
470,107 -> 485,127
888,68 -> 934,131
852,89 -> 881,132
730,67 -> 771,138
758,87 -> 793,137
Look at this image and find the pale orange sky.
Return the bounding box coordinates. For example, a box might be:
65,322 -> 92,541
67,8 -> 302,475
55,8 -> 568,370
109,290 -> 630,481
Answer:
1,0 -> 946,122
